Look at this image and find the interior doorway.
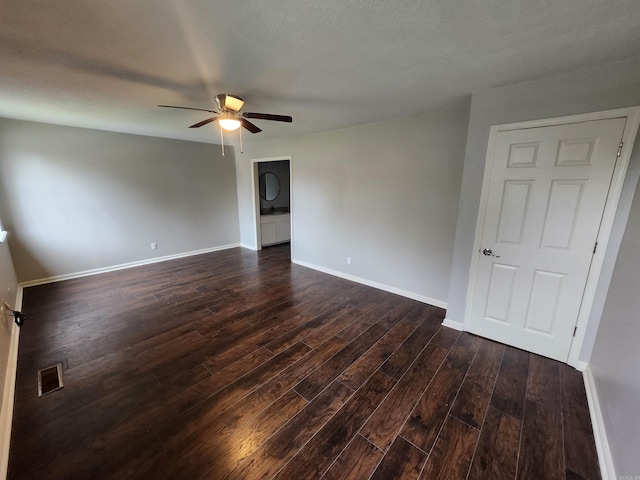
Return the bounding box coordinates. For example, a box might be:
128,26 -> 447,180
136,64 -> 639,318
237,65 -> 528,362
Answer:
252,156 -> 292,250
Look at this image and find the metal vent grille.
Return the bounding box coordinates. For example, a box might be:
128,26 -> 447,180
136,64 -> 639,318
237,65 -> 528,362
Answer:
38,364 -> 64,397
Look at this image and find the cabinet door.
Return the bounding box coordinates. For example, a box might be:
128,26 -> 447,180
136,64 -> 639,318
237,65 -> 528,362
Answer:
261,222 -> 277,246
275,215 -> 291,242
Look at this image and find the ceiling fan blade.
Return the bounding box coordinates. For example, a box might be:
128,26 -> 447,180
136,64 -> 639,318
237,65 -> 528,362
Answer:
241,118 -> 262,133
159,104 -> 217,114
189,117 -> 217,128
243,112 -> 293,123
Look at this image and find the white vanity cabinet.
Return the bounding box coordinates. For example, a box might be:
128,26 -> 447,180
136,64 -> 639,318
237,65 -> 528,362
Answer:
260,213 -> 290,246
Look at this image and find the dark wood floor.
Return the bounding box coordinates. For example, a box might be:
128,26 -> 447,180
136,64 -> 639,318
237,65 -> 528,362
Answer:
9,244 -> 600,479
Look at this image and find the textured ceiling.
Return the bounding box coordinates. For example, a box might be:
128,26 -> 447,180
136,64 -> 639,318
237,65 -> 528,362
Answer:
1,0 -> 639,144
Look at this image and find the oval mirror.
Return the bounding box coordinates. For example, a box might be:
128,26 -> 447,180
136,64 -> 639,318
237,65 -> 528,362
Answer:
259,172 -> 281,201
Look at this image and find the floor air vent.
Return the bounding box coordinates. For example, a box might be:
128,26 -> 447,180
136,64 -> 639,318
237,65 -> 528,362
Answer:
38,364 -> 64,397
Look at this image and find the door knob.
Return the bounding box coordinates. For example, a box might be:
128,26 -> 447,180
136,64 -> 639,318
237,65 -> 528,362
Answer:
481,248 -> 500,258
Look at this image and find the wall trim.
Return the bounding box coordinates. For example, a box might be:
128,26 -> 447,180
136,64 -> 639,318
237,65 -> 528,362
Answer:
442,318 -> 464,331
19,243 -> 240,288
240,243 -> 258,251
291,258 -> 447,309
0,286 -> 23,480
583,365 -> 616,480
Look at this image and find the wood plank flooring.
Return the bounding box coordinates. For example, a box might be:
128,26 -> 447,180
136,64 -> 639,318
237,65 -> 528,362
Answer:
8,244 -> 601,479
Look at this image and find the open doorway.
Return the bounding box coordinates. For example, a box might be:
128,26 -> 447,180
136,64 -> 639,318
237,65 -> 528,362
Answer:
252,157 -> 292,250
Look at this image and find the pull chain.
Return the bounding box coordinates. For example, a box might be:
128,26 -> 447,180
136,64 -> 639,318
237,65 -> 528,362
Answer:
239,125 -> 243,154
219,123 -> 225,156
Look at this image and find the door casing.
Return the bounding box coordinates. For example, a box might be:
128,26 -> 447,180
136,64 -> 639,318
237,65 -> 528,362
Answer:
463,107 -> 640,368
251,156 -> 293,251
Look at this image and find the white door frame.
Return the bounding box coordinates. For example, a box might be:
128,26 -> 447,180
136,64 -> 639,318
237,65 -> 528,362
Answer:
464,106 -> 640,368
251,156 -> 293,251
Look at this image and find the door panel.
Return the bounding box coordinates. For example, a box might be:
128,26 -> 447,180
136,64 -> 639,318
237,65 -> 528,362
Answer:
524,270 -> 564,334
496,181 -> 533,244
468,117 -> 627,361
485,263 -> 518,323
539,180 -> 585,249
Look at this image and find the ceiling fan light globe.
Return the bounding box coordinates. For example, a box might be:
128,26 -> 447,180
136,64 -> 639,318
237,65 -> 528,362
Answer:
219,118 -> 242,131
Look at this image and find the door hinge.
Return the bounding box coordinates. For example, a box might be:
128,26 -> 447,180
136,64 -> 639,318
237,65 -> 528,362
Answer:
593,242 -> 598,254
573,326 -> 578,337
617,142 -> 624,158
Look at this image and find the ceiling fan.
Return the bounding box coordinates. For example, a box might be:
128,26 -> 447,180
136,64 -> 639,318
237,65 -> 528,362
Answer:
159,94 -> 292,134
159,94 -> 292,155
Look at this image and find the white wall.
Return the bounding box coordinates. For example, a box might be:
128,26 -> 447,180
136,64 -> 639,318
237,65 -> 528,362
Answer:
0,232 -> 18,382
0,230 -> 18,475
0,234 -> 18,396
238,98 -> 471,306
589,183 -> 640,476
0,118 -> 240,282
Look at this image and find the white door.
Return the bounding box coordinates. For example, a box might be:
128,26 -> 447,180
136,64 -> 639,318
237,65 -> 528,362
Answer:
468,117 -> 626,361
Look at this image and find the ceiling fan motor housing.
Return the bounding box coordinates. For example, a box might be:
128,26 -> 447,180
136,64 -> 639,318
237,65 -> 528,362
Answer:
216,94 -> 244,112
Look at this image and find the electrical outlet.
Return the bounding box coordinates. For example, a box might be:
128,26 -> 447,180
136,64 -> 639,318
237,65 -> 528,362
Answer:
151,242 -> 157,250
347,256 -> 352,265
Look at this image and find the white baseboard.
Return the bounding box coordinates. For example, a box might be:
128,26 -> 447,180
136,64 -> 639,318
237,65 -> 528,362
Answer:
441,318 -> 464,331
291,258 -> 447,309
19,243 -> 240,288
240,243 -> 258,251
0,286 -> 23,480
575,360 -> 588,372
583,365 -> 616,480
